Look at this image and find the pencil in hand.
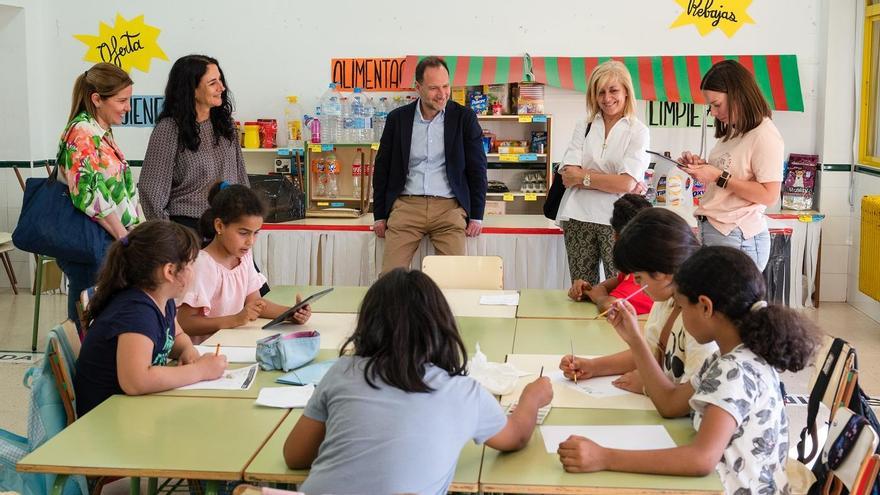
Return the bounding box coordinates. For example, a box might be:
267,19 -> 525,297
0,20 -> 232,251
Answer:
214,343 -> 221,356
570,337 -> 577,385
594,285 -> 648,319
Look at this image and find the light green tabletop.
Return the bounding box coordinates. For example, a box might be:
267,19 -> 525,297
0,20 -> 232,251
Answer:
244,410 -> 484,492
457,317 -> 517,362
517,289 -> 600,319
480,408 -> 723,494
513,318 -> 628,356
17,395 -> 288,480
268,286 -> 367,313
154,349 -> 340,399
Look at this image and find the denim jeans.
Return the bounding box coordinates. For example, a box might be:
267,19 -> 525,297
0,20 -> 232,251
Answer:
55,257 -> 100,333
699,219 -> 771,272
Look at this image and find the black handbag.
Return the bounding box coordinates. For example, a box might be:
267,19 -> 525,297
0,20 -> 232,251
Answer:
543,122 -> 591,220
249,174 -> 306,223
12,167 -> 112,264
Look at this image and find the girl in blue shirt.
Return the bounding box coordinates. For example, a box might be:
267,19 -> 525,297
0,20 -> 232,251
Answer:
74,220 -> 227,416
284,268 -> 552,494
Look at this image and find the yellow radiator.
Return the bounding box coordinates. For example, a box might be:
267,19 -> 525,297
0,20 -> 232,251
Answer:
860,196 -> 880,301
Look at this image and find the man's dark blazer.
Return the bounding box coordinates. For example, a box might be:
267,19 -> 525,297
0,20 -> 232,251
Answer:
372,99 -> 488,222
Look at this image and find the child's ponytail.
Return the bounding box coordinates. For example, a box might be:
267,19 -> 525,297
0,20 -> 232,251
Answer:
674,246 -> 820,372
84,221 -> 200,325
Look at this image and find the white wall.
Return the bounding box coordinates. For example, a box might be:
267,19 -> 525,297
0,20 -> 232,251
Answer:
4,0 -> 873,302
4,0 -> 823,163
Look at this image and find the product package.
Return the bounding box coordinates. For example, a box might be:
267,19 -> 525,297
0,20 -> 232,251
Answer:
484,84 -> 511,114
469,92 -> 489,115
514,83 -> 545,114
782,153 -> 819,211
530,131 -> 547,153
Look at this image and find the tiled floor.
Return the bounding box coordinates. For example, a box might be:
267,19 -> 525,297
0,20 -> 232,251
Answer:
1,288 -> 879,492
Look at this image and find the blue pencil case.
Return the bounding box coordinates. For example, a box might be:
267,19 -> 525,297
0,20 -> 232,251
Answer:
276,359 -> 337,386
255,330 -> 320,372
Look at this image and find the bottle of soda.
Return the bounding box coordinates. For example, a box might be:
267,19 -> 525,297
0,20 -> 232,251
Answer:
352,149 -> 362,198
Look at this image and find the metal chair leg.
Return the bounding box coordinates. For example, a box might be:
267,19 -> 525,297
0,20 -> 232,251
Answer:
32,255 -> 45,351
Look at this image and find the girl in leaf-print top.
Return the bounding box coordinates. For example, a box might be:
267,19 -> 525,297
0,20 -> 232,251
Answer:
557,246 -> 820,495
55,62 -> 145,330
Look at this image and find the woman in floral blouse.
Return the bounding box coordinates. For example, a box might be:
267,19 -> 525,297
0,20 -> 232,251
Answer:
55,62 -> 144,328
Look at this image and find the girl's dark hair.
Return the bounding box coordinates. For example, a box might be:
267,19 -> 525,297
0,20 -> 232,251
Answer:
66,62 -> 133,124
157,54 -> 236,152
198,182 -> 266,243
609,194 -> 652,234
85,221 -> 200,324
341,268 -> 468,393
613,208 -> 701,275
674,246 -> 819,371
701,60 -> 772,141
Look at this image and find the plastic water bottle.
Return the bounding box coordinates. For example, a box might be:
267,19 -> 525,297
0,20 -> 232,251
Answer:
362,93 -> 374,143
307,108 -> 322,144
326,153 -> 339,198
350,88 -> 368,143
373,97 -> 388,142
352,148 -> 362,198
341,97 -> 354,143
312,158 -> 327,196
320,83 -> 342,143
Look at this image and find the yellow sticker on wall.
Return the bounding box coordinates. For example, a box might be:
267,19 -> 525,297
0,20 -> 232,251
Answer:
670,0 -> 755,38
74,14 -> 168,73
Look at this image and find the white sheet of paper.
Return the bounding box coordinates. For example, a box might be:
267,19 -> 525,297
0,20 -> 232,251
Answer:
479,293 -> 520,306
194,345 -> 256,363
255,385 -> 315,408
176,363 -> 258,390
541,425 -> 677,453
500,354 -> 656,410
549,371 -> 629,398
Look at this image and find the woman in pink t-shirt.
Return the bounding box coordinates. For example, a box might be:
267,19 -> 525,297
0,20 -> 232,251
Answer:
177,182 -> 311,343
679,60 -> 784,271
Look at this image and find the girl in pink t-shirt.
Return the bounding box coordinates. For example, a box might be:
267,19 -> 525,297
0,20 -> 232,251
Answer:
177,182 -> 311,342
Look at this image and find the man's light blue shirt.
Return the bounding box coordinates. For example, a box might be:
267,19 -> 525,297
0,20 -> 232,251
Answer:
403,100 -> 455,197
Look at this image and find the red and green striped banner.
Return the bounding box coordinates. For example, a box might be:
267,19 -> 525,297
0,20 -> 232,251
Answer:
402,54 -> 803,112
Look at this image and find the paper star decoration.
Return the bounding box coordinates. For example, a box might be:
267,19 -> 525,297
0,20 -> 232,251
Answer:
670,0 -> 755,38
74,14 -> 168,73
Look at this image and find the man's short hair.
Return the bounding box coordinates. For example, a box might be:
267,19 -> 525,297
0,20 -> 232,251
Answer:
415,56 -> 449,84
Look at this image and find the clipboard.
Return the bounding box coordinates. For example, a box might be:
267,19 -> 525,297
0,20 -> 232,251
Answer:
646,150 -> 689,170
262,288 -> 334,329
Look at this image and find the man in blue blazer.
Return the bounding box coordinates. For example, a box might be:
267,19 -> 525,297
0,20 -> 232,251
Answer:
372,56 -> 488,273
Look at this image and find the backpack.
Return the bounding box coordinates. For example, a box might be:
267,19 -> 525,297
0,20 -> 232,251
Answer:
0,325 -> 88,495
798,337 -> 880,494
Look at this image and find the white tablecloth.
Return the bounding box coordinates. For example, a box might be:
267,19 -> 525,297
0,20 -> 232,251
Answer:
253,214 -> 821,308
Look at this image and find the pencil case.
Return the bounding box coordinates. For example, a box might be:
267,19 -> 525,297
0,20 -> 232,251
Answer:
255,330 -> 320,371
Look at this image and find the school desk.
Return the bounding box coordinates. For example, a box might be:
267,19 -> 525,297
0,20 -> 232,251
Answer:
269,285 -> 519,318
154,349 -> 339,400
456,316 -> 517,362
441,288 -> 519,318
243,409 -> 485,493
512,318 -> 628,355
479,407 -> 723,494
265,285 -> 367,314
517,289 -> 600,319
201,312 -> 357,349
16,395 -> 289,495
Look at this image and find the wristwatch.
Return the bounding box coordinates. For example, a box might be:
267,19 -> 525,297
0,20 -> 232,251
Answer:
716,170 -> 732,189
582,173 -> 592,188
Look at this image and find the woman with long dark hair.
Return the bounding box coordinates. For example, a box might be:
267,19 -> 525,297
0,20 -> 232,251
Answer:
139,54 -> 248,229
